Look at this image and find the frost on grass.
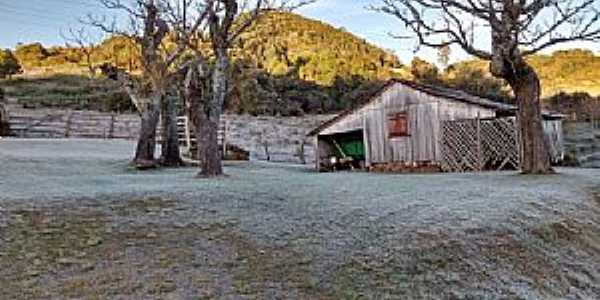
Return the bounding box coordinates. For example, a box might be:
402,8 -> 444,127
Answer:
0,139 -> 599,298
0,198 -> 325,299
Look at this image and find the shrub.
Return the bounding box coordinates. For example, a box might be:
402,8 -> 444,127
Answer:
15,43 -> 48,68
0,49 -> 21,79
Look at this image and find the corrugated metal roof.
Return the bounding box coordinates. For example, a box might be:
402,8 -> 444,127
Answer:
308,80 -> 561,136
397,79 -> 515,111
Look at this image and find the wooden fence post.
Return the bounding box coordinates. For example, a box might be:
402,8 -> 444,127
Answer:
476,114 -> 482,171
184,116 -> 192,154
109,114 -> 116,139
222,119 -> 228,156
65,111 -> 73,138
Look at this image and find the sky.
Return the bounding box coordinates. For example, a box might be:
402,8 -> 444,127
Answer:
1,0 -> 599,65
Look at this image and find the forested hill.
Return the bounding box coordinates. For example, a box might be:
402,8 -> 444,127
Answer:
236,12 -> 402,85
228,11 -> 404,115
451,49 -> 600,98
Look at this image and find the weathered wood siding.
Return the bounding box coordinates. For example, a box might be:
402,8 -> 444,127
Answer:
543,119 -> 565,162
320,83 -> 496,165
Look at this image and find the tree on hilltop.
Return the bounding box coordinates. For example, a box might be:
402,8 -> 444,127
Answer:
0,49 -> 21,79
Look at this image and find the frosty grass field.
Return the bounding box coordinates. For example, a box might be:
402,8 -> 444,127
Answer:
0,139 -> 599,299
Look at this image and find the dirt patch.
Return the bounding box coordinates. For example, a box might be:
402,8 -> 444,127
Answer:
530,219 -> 582,243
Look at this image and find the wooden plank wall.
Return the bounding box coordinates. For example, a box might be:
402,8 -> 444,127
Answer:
319,83 -> 496,165
543,119 -> 565,162
9,110 -> 140,139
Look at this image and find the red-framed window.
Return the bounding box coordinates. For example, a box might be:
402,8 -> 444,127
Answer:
388,112 -> 409,138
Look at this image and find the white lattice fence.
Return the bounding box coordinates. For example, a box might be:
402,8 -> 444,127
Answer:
441,118 -> 520,172
480,118 -> 520,170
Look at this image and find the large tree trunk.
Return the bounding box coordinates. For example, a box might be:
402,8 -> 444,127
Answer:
510,67 -> 553,174
160,95 -> 184,167
197,115 -> 223,177
134,98 -> 161,169
196,48 -> 229,177
185,89 -> 223,177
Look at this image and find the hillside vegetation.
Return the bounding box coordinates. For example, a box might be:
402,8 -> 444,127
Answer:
2,12 -> 600,116
4,12 -> 402,115
452,49 -> 600,98
236,12 -> 401,85
1,75 -> 132,112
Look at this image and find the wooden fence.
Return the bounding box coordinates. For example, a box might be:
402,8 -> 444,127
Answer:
8,109 -> 228,152
8,110 -> 139,139
440,118 -> 520,172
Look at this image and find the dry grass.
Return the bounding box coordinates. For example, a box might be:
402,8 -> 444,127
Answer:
1,74 -> 132,112
330,216 -> 600,299
0,191 -> 599,299
0,197 -> 328,299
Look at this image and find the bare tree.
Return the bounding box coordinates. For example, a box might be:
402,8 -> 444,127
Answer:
374,0 -> 600,174
180,0 -> 316,177
61,27 -> 102,78
437,44 -> 451,70
88,0 -> 206,169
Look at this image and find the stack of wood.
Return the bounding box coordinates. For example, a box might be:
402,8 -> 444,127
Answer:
224,144 -> 250,161
369,161 -> 442,173
189,143 -> 250,161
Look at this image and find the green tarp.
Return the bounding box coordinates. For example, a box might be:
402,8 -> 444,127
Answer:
340,140 -> 364,157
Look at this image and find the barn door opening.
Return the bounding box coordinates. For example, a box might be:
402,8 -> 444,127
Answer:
317,129 -> 365,171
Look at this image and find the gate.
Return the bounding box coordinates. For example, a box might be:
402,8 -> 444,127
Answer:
176,116 -> 228,155
440,118 -> 520,172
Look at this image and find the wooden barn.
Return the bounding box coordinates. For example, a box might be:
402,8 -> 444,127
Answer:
308,80 -> 564,172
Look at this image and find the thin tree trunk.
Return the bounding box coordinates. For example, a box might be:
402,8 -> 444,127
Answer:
0,102 -> 8,136
160,95 -> 184,167
510,68 -> 553,174
133,98 -> 160,169
86,51 -> 95,78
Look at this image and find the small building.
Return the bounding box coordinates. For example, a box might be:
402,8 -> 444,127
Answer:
308,80 -> 564,172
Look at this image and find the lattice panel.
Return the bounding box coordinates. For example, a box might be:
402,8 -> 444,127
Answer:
441,118 -> 520,172
480,118 -> 520,170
